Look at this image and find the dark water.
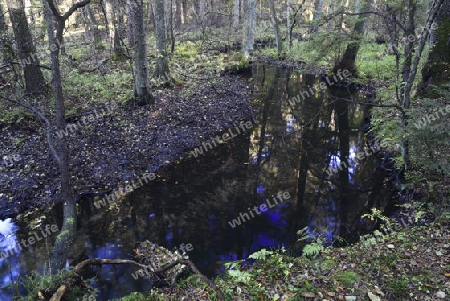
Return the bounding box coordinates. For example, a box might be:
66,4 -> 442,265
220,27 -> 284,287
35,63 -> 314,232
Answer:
0,63 -> 393,300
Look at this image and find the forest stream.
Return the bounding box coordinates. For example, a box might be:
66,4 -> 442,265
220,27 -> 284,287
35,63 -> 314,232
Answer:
0,62 -> 395,300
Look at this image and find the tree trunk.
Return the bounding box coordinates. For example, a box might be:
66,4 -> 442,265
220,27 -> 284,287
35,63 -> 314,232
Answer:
242,0 -> 256,60
399,0 -> 446,171
175,0 -> 182,26
44,0 -> 92,274
286,0 -> 290,46
0,3 -> 13,64
268,0 -> 282,57
85,4 -> 102,47
332,0 -> 373,74
165,0 -> 174,53
7,0 -> 46,93
127,0 -> 135,46
199,0 -> 205,25
418,0 -> 450,96
104,0 -> 126,59
131,0 -> 154,105
312,0 -> 323,33
233,0 -> 239,28
182,0 -> 188,24
154,0 -> 170,78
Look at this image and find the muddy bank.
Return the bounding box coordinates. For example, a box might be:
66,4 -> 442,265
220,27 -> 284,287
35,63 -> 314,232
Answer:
0,76 -> 256,219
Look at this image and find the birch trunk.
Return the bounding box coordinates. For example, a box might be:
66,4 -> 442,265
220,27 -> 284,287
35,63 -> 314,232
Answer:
242,0 -> 256,60
268,0 -> 282,56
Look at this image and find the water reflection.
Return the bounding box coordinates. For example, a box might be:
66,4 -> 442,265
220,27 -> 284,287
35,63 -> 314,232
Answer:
73,63 -> 391,298
1,63 -> 393,299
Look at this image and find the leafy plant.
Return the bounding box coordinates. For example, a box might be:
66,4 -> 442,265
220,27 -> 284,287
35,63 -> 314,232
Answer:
19,269 -> 96,301
362,208 -> 394,234
248,248 -> 273,261
297,227 -> 326,257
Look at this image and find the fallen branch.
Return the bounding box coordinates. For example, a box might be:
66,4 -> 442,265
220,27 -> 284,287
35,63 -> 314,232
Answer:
47,258 -> 224,301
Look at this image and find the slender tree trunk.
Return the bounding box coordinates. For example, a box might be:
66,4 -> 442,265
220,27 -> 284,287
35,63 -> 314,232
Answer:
127,0 -> 135,46
81,5 -> 90,39
131,0 -> 154,105
0,3 -> 13,63
242,0 -> 256,60
397,0 -> 445,171
312,0 -> 323,33
233,0 -> 239,28
199,0 -> 205,25
182,0 -> 188,24
175,0 -> 182,26
148,0 -> 154,27
332,0 -> 373,74
268,0 -> 282,57
165,0 -> 174,53
286,0 -> 290,46
154,0 -> 170,78
7,0 -> 46,93
44,0 -> 91,274
85,4 -> 102,47
103,0 -> 125,59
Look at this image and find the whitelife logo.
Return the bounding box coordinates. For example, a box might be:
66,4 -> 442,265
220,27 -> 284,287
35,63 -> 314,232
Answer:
0,224 -> 59,260
190,121 -> 254,158
287,69 -> 352,106
56,100 -> 118,138
93,172 -> 156,209
228,191 -> 291,228
413,105 -> 450,129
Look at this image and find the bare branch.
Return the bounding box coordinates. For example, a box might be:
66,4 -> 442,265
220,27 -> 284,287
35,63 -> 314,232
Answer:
327,94 -> 405,113
8,62 -> 52,70
312,10 -> 407,34
46,0 -> 91,21
71,258 -> 225,300
62,0 -> 91,21
46,0 -> 62,19
0,94 -> 61,164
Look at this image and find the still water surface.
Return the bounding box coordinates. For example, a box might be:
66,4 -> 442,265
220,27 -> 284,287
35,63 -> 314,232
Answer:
0,63 -> 393,299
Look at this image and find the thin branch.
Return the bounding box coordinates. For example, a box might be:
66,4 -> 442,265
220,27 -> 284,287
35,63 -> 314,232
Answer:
46,0 -> 62,19
312,10 -> 407,34
8,62 -> 52,70
327,94 -> 405,113
0,94 -> 61,164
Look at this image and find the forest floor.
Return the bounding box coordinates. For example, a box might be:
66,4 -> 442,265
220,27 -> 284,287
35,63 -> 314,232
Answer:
0,74 -> 255,219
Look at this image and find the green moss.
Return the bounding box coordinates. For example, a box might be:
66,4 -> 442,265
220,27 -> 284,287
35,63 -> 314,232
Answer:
334,271 -> 361,286
56,230 -> 70,241
386,279 -> 409,299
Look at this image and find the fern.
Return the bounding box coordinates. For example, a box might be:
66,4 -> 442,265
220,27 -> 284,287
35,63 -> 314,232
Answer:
302,242 -> 324,257
248,248 -> 273,261
227,270 -> 251,284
